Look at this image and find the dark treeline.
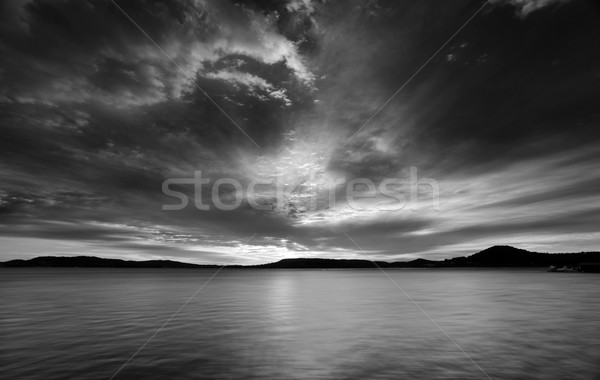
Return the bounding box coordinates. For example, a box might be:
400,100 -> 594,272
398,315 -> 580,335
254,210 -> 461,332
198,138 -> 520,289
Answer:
2,246 -> 600,270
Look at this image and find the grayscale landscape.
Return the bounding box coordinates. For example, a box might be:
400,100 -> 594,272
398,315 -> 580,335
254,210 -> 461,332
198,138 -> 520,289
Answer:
1,0 -> 600,379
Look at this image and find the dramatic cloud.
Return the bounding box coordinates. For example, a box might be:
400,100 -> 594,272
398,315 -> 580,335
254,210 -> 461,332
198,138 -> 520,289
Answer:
1,0 -> 599,263
0,0 -> 313,107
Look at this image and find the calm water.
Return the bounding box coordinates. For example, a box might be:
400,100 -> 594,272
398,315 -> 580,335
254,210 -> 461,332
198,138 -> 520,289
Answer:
1,268 -> 599,380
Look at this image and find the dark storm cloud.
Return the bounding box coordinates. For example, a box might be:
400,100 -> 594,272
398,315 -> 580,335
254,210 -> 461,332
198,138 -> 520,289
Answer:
326,0 -> 600,173
0,0 -> 319,260
287,0 -> 600,258
0,0 -> 314,104
1,0 -> 599,263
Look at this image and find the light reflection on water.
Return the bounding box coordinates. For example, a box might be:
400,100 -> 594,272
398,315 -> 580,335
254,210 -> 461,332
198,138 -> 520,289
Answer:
1,268 -> 599,379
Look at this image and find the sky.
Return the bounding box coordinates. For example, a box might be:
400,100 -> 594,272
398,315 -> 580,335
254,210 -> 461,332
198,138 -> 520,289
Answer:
1,0 -> 599,264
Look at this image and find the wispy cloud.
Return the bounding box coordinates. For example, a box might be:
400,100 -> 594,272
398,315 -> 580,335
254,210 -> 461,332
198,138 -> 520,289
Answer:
491,0 -> 572,16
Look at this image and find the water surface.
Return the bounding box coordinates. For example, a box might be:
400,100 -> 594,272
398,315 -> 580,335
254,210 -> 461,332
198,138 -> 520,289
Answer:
1,268 -> 599,379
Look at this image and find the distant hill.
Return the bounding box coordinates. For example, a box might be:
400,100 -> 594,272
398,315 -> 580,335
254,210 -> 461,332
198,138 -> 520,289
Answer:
255,257 -> 442,269
257,246 -> 600,269
257,258 -> 381,269
439,245 -> 600,268
2,246 -> 600,270
0,256 -> 218,269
